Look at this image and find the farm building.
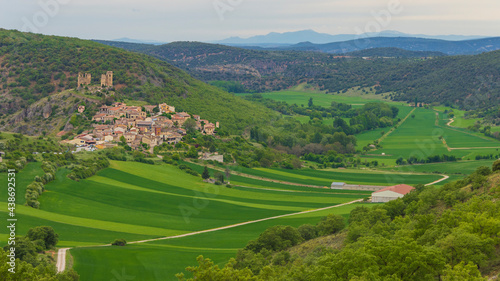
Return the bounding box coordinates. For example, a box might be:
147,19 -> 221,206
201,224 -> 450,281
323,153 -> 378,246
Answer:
331,182 -> 346,189
372,184 -> 414,203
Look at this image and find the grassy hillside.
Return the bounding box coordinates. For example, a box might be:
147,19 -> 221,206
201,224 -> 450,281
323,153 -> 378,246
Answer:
0,160 -> 368,280
0,29 -> 275,134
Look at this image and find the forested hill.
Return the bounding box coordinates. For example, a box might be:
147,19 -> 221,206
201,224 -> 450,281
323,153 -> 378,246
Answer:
344,47 -> 446,58
94,40 -> 335,91
0,29 -> 275,134
276,36 -> 500,55
97,40 -> 500,109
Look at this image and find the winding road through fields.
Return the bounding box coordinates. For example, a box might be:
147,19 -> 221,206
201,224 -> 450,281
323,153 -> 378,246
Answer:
55,199 -> 364,273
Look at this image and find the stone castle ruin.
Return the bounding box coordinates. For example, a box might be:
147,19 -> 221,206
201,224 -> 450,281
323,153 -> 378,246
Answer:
77,71 -> 113,88
77,73 -> 91,87
101,71 -> 113,87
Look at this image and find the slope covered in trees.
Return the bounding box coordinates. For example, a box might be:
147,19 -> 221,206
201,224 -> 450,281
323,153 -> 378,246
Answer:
98,40 -> 500,110
0,29 -> 275,134
344,47 -> 446,58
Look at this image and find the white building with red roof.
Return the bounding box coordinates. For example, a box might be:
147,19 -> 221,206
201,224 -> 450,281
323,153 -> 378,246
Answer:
372,184 -> 415,203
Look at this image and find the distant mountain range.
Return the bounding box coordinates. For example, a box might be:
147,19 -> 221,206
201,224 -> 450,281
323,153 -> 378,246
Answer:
211,30 -> 490,46
271,37 -> 500,55
112,37 -> 166,45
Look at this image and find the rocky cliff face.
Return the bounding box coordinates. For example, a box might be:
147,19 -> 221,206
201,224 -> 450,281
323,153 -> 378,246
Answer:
2,91 -> 99,136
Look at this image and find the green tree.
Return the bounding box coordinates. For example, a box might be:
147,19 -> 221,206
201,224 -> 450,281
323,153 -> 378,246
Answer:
186,147 -> 198,158
436,228 -> 494,267
214,172 -> 225,184
26,226 -> 58,250
111,239 -> 127,246
441,262 -> 485,281
0,248 -> 79,281
297,224 -> 318,241
202,166 -> 210,179
316,214 -> 345,236
308,97 -> 313,107
492,159 -> 500,172
183,118 -> 197,134
245,225 -> 303,253
176,256 -> 256,281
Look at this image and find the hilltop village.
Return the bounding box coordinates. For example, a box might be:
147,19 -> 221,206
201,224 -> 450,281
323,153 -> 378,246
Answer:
62,72 -> 219,153
62,102 -> 219,153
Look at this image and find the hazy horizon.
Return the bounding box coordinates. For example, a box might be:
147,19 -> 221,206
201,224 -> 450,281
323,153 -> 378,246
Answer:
0,0 -> 499,42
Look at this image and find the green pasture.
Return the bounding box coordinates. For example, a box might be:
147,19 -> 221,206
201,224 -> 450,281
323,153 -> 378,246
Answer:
356,128 -> 388,148
372,108 -> 500,160
1,161 -> 369,246
183,162 -> 370,194
236,88 -> 402,108
71,202 -> 367,281
433,106 -> 481,128
0,162 -> 44,206
1,161 -> 373,281
379,160 -> 496,176
219,164 -> 442,186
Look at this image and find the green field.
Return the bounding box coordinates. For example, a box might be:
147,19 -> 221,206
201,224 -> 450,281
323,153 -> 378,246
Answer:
250,90 -> 500,162
203,163 -> 444,187
249,90 -> 499,177
0,161 -> 370,280
379,160 -> 495,175
70,202 -> 365,280
236,87 -> 399,107
433,106 -> 482,128
371,108 -> 500,160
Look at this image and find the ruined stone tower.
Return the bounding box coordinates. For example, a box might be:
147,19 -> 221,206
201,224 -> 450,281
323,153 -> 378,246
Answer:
77,72 -> 91,87
101,71 -> 113,87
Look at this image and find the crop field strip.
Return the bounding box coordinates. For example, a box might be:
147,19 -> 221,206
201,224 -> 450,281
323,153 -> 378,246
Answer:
0,161 -> 367,247
0,160 -> 372,280
227,164 -> 442,186
70,202 -> 367,281
184,160 -> 441,188
372,108 -> 500,159
387,160 -> 496,175
183,161 -> 370,193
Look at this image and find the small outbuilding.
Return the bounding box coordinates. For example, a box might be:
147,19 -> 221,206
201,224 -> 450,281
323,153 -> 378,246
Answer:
372,184 -> 414,203
331,182 -> 346,190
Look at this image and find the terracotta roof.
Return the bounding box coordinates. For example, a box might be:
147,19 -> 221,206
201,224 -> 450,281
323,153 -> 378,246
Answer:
373,184 -> 414,195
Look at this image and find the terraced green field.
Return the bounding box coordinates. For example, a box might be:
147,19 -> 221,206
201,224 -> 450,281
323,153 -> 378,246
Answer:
71,202 -> 366,280
184,162 -> 372,192
237,89 -> 396,107
373,108 -> 500,160
380,160 -> 496,175
206,163 -> 444,187
0,161 -> 369,280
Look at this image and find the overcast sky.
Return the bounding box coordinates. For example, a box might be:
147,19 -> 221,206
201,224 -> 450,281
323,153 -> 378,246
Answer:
1,0 -> 499,42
